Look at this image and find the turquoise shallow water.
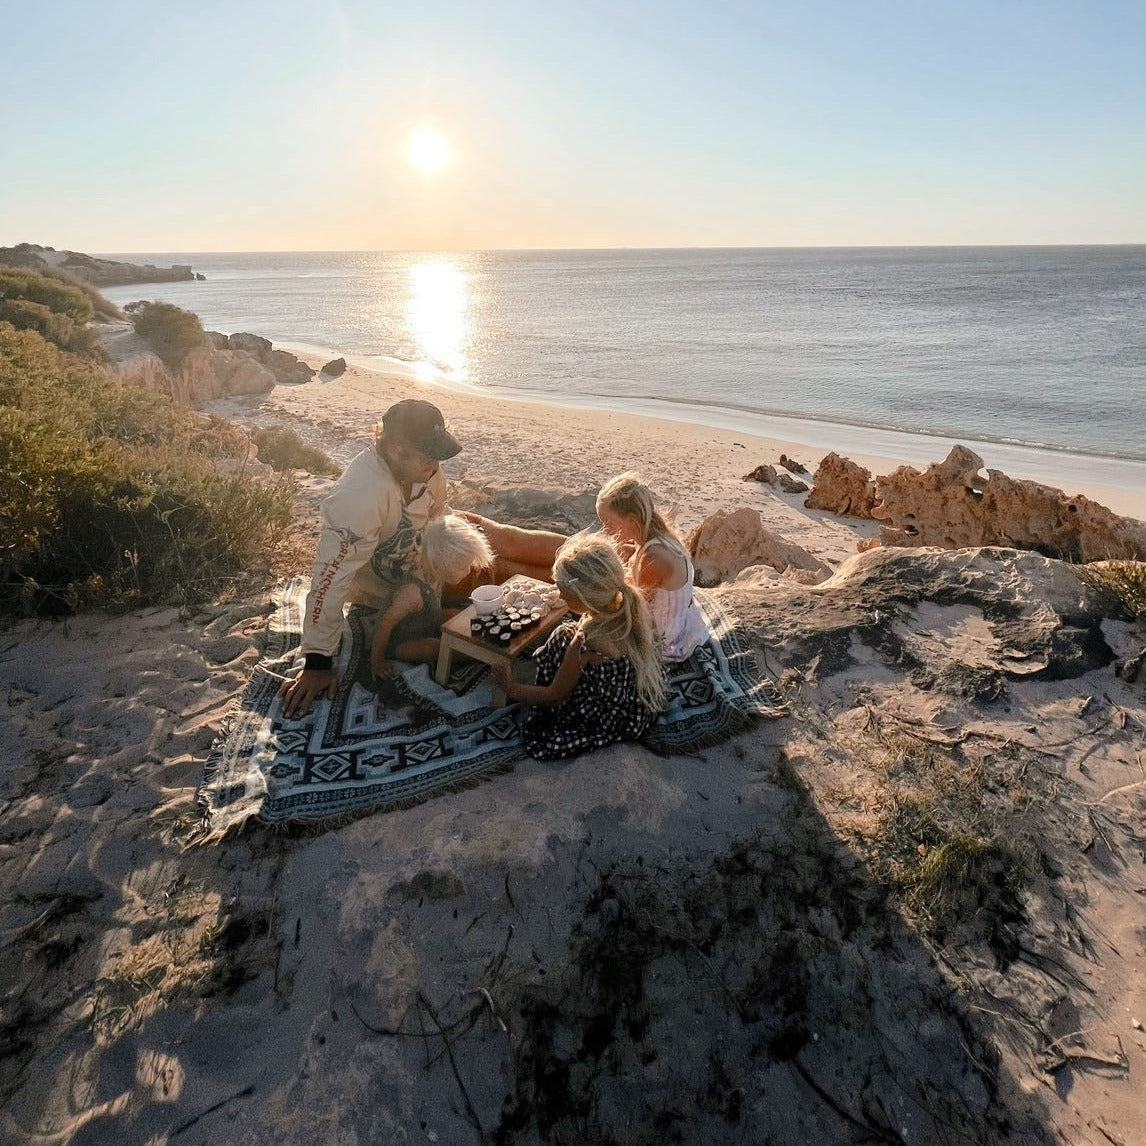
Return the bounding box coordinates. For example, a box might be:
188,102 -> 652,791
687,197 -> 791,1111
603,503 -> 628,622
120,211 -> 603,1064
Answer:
101,246 -> 1146,465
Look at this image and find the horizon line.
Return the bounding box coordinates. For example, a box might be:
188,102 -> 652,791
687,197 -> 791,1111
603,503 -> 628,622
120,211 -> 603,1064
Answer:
74,240 -> 1146,257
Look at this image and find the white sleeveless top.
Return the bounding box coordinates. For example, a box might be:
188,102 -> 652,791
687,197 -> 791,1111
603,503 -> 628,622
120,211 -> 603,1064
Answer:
635,536 -> 710,663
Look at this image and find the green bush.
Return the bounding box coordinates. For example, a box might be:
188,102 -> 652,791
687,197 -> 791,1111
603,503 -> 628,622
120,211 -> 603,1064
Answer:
0,323 -> 294,614
0,297 -> 102,358
252,426 -> 341,476
125,300 -> 207,370
0,266 -> 93,324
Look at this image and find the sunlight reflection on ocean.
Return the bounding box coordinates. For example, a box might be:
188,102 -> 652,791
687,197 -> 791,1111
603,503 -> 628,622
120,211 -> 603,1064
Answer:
100,247 -> 1146,465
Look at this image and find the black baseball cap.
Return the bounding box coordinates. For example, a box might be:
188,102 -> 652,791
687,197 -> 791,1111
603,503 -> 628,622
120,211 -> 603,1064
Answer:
381,399 -> 462,460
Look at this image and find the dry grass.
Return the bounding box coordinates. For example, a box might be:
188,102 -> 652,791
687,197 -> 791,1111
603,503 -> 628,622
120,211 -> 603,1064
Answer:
1082,560 -> 1146,622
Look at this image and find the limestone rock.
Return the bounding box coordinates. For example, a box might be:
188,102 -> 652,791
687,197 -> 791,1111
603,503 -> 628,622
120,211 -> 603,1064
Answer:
805,452 -> 877,518
265,348 -> 315,386
686,508 -> 832,586
871,445 -> 1146,563
215,352 -> 278,396
779,453 -> 809,475
322,357 -> 347,378
743,463 -> 778,484
205,331 -> 230,350
180,348 -> 276,400
229,332 -> 273,358
722,545 -> 1115,687
777,473 -> 810,494
742,463 -> 809,493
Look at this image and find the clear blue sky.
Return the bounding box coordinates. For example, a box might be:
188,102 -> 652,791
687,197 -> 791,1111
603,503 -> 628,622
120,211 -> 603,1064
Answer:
1,0 -> 1142,251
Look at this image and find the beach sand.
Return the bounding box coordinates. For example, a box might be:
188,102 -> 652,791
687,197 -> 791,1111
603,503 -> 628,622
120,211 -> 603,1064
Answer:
2,361 -> 1144,1145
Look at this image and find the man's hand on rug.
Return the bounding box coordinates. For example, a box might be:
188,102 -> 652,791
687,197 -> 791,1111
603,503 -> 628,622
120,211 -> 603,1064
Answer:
278,668 -> 337,718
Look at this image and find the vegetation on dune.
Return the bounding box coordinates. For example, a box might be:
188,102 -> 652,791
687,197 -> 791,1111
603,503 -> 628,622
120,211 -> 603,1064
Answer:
0,323 -> 294,615
0,266 -> 105,358
252,425 -> 341,477
1083,560 -> 1146,622
125,299 -> 209,371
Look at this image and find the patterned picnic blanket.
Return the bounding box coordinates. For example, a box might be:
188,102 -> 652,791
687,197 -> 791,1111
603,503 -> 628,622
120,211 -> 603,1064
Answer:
197,578 -> 783,836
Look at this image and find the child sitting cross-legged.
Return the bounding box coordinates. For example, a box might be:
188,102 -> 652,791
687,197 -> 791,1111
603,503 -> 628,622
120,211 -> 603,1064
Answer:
495,533 -> 667,760
370,515 -> 493,678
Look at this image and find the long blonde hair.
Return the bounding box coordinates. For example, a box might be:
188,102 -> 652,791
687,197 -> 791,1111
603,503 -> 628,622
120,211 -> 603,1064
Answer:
419,515 -> 493,590
595,472 -> 681,546
552,533 -> 667,713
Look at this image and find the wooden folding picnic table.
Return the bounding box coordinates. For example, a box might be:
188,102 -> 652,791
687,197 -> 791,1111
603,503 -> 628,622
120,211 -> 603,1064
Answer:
434,576 -> 569,705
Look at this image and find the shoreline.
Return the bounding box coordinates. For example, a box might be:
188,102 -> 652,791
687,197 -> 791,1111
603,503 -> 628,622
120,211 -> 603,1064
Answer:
267,344 -> 1146,525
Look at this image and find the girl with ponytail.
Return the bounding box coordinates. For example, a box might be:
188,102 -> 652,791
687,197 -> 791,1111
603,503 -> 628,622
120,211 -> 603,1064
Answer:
595,472 -> 709,663
495,533 -> 666,759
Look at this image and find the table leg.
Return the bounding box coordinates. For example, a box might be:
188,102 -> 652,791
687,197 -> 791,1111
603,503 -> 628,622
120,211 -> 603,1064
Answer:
434,637 -> 454,686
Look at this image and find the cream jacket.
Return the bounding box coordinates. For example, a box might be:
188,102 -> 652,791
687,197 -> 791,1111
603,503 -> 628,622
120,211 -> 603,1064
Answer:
300,448 -> 447,656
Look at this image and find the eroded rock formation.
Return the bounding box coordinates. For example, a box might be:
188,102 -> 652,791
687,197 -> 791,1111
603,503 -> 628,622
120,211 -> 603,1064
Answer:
870,446 -> 1146,562
804,452 -> 878,518
726,544 -> 1114,691
686,507 -> 832,585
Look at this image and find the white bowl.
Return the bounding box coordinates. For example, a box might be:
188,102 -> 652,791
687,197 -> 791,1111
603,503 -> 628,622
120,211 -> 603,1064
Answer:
471,584 -> 505,616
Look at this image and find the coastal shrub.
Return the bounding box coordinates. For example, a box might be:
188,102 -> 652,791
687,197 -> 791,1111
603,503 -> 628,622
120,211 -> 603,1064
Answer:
252,426 -> 341,476
0,297 -> 103,358
50,269 -> 123,323
125,300 -> 207,371
0,266 -> 106,357
0,266 -> 93,324
1083,560 -> 1146,622
0,323 -> 294,614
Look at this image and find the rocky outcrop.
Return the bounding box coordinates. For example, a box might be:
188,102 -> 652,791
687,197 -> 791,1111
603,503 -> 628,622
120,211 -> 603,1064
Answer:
686,507 -> 833,585
321,357 -> 347,378
743,463 -> 809,494
229,332 -> 272,358
199,332 -> 316,388
221,333 -> 314,386
870,446 -> 1146,563
804,452 -> 878,518
181,348 -> 277,399
725,544 -> 1114,688
743,463 -> 778,484
265,348 -> 313,386
0,243 -> 199,286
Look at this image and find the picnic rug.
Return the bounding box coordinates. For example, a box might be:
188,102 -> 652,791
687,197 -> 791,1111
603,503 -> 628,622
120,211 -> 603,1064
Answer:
197,577 -> 785,836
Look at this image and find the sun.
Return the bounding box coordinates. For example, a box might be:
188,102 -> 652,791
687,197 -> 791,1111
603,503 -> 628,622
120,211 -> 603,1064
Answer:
408,128 -> 449,173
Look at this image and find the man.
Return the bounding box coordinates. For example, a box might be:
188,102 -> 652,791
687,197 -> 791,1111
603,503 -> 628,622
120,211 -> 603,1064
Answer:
279,398 -> 565,717
279,399 -> 459,717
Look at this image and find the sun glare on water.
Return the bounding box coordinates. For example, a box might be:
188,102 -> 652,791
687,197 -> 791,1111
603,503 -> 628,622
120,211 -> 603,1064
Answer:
408,128 -> 449,173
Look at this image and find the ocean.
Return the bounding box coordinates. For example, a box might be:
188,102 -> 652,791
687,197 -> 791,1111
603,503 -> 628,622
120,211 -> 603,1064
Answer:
99,247 -> 1146,489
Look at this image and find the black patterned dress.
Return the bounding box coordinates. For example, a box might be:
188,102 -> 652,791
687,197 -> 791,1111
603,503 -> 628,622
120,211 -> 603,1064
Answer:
520,623 -> 656,760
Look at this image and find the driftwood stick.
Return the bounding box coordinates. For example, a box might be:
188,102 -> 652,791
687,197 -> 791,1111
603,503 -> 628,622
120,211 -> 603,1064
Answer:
418,990 -> 484,1138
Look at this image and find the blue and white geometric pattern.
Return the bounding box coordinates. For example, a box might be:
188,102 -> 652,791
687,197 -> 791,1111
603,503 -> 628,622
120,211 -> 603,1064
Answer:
198,579 -> 783,834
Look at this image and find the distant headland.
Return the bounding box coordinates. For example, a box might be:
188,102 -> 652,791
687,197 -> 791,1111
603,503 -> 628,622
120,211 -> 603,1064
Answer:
0,242 -> 204,286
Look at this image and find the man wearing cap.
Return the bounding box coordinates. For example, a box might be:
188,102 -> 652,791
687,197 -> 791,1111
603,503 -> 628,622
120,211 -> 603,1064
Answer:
279,398 -> 565,717
279,399 -> 462,717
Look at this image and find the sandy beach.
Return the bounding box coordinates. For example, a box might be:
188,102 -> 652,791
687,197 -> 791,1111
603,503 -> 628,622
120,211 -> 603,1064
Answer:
245,352 -> 1146,549
3,358 -> 1145,1145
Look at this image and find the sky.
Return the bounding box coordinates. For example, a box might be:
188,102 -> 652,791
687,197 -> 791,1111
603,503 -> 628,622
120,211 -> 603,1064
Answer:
1,0 -> 1143,252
